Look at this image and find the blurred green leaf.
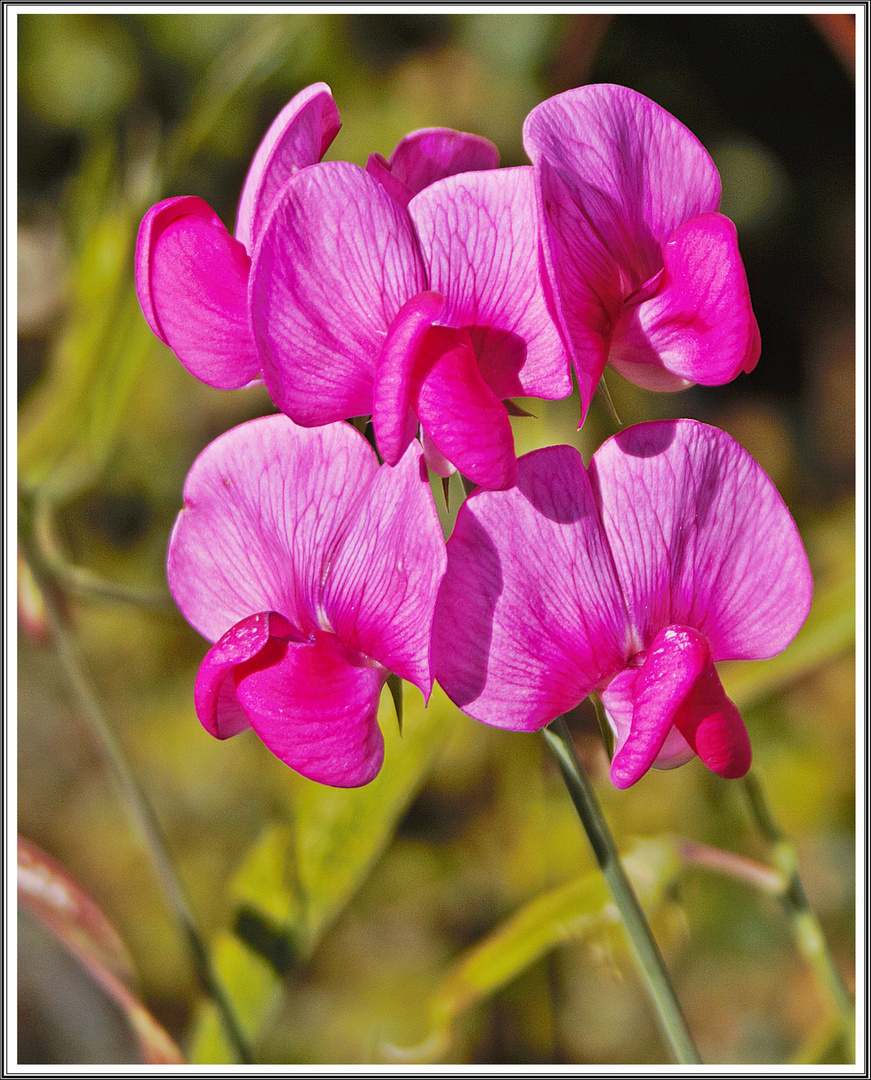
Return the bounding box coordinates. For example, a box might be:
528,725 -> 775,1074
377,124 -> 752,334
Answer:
287,685 -> 458,953
382,836 -> 681,1064
18,287 -> 153,501
187,934 -> 279,1064
18,145 -> 154,504
790,1013 -> 853,1065
186,686 -> 458,1063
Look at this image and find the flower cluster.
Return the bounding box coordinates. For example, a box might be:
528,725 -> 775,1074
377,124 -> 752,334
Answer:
139,82 -> 811,788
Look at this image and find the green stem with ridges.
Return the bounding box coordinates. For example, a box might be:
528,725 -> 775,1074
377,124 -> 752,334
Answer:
741,772 -> 854,1055
542,716 -> 702,1065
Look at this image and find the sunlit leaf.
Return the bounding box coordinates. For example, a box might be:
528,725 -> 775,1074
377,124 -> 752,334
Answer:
186,686 -> 458,1062
187,934 -> 279,1065
288,684 -> 458,953
381,836 -> 681,1063
18,198 -> 153,502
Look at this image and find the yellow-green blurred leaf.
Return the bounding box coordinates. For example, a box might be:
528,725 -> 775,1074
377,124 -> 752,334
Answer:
18,199 -> 152,501
383,836 -> 681,1063
187,934 -> 279,1065
186,687 -> 458,1062
164,14 -> 316,180
288,685 -> 458,953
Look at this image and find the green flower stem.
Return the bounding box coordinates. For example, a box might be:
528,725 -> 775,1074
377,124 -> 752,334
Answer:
542,716 -> 702,1065
741,772 -> 854,1051
20,537 -> 254,1065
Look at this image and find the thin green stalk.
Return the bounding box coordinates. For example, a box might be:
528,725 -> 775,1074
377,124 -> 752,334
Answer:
542,716 -> 702,1065
20,537 -> 254,1065
741,772 -> 854,1052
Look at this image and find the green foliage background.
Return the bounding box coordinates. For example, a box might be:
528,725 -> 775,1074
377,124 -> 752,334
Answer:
17,12 -> 855,1066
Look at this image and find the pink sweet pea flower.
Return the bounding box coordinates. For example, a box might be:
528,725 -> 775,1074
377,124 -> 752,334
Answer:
434,419 -> 811,788
523,84 -> 761,419
167,414 -> 446,787
136,85 -> 502,396
250,161 -> 573,490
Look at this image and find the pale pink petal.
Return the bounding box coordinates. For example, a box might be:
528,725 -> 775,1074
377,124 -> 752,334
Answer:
421,428 -> 456,479
234,630 -> 386,787
434,445 -> 628,729
608,213 -> 761,389
167,415 -> 378,643
235,83 -> 341,251
322,441 -> 445,694
599,665 -> 695,773
250,161 -> 427,425
414,327 -> 518,491
409,167 -> 573,401
373,291 -> 446,465
608,625 -> 711,789
387,127 -> 500,197
194,612 -> 299,738
136,196 -> 260,389
589,419 -> 813,662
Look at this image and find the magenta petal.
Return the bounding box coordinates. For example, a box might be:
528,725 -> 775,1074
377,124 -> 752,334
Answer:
323,441 -> 446,695
523,85 -> 723,414
434,445 -> 628,729
194,612 -> 296,739
137,197 -> 217,343
589,419 -> 813,661
410,167 -> 572,401
609,213 -> 761,388
250,161 -> 427,425
235,83 -> 341,251
673,661 -> 751,779
137,196 -> 260,389
387,127 -> 500,197
609,625 -> 710,789
167,415 -> 378,643
414,327 -> 518,491
234,631 -> 386,787
373,291 -> 446,465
